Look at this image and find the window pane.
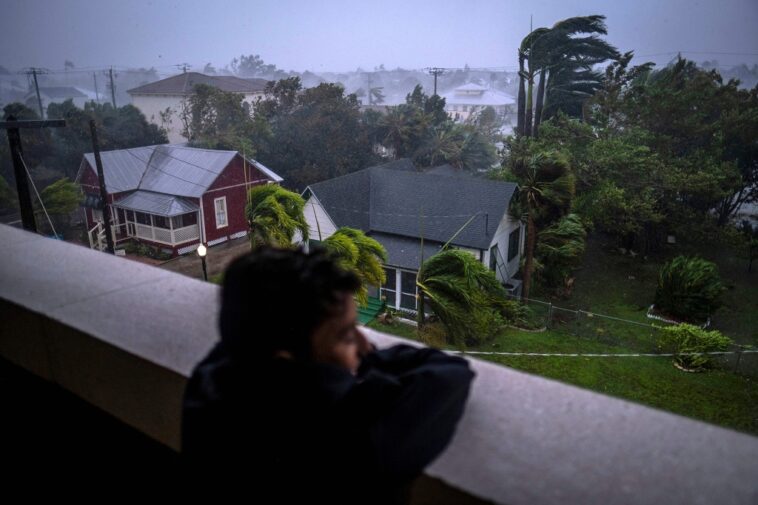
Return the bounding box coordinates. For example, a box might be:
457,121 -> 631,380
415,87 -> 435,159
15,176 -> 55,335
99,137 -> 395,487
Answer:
508,228 -> 520,261
215,198 -> 227,226
401,271 -> 417,295
400,293 -> 417,311
489,244 -> 499,271
381,289 -> 395,308
383,268 -> 396,290
153,216 -> 169,229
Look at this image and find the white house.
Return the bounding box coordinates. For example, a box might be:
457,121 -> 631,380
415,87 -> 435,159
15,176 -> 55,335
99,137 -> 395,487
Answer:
303,159 -> 524,313
127,72 -> 267,143
24,86 -> 91,118
442,83 -> 517,127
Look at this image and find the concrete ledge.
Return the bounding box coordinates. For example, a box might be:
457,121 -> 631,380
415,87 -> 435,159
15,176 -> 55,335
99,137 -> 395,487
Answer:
1,224 -> 757,505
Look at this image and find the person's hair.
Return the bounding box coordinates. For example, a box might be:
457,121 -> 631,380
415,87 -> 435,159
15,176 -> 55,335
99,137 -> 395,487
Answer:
218,247 -> 360,362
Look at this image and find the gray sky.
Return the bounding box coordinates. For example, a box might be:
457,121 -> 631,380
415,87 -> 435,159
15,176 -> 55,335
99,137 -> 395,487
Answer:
1,0 -> 757,74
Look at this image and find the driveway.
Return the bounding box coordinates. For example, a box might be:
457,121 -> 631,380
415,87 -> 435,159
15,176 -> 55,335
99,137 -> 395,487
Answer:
158,236 -> 252,281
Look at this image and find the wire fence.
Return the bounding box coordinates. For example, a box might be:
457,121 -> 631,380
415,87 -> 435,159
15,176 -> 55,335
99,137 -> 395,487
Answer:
501,293 -> 758,378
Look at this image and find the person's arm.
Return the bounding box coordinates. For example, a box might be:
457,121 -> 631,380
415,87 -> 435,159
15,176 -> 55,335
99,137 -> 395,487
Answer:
351,344 -> 476,481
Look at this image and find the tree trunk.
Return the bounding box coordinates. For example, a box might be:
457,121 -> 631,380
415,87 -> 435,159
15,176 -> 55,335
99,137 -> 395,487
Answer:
524,67 -> 534,139
522,213 -> 536,301
533,67 -> 547,138
516,52 -> 526,137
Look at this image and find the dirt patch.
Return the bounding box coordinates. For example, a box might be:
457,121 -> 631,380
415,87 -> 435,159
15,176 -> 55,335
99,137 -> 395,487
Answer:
158,236 -> 252,280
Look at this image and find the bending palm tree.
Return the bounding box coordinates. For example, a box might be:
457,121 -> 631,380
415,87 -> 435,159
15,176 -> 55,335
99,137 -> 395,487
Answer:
517,15 -> 619,137
246,184 -> 309,249
513,152 -> 574,300
417,249 -> 507,348
322,227 -> 387,306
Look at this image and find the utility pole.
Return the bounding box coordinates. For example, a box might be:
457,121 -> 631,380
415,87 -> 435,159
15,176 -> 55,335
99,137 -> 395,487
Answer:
89,119 -> 115,254
367,72 -> 372,106
107,67 -> 116,108
23,68 -> 47,118
427,67 -> 445,96
177,63 -> 190,73
0,116 -> 66,232
93,72 -> 100,102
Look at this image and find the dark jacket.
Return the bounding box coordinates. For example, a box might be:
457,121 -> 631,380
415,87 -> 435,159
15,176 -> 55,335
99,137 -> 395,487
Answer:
181,341 -> 475,503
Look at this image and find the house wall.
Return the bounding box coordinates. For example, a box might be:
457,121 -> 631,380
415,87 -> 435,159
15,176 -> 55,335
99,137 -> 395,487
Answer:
78,161 -> 120,230
130,95 -> 187,143
484,211 -> 523,283
201,154 -> 271,246
302,195 -> 338,242
131,92 -> 265,144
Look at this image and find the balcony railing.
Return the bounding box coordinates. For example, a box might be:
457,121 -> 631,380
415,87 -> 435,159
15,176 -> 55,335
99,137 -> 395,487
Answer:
1,223 -> 757,504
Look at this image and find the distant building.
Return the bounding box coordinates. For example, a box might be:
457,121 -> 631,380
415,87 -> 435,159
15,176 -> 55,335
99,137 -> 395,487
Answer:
442,83 -> 516,127
24,86 -> 90,118
75,144 -> 282,256
127,72 -> 268,143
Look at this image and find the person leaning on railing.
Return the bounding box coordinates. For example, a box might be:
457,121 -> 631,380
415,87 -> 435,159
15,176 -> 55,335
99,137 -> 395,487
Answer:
181,247 -> 475,504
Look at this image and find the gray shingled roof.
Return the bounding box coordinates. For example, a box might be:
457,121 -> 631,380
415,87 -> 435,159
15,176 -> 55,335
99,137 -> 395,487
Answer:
371,232 -> 445,270
80,145 -> 281,198
115,190 -> 199,217
307,159 -> 517,251
127,72 -> 267,95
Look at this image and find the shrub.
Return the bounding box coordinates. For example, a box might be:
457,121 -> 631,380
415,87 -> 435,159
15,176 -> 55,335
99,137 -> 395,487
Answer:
654,256 -> 725,322
658,323 -> 732,371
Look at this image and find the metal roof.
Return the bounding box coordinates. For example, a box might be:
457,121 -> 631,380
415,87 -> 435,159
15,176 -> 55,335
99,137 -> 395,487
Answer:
83,146 -> 154,193
137,145 -> 236,198
114,190 -> 199,217
81,144 -> 272,198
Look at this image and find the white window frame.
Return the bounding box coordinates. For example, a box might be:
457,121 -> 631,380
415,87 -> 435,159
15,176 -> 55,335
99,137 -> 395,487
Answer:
214,196 -> 228,229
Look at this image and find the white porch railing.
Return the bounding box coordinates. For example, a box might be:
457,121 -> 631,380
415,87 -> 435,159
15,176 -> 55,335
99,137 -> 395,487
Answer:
133,223 -> 199,246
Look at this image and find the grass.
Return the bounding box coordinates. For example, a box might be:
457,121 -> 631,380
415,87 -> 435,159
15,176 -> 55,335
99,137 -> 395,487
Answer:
367,236 -> 758,436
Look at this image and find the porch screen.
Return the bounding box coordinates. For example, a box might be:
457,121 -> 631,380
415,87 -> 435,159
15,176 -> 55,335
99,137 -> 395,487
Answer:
380,267 -> 396,308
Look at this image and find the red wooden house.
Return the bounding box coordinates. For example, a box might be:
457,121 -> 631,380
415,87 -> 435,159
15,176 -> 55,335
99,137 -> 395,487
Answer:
75,145 -> 283,256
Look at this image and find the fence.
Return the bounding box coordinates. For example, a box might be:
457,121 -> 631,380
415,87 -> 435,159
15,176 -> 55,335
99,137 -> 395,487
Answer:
502,293 -> 758,378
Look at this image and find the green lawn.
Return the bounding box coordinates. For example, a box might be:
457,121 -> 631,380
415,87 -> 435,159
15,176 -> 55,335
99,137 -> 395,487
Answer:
367,236 -> 758,436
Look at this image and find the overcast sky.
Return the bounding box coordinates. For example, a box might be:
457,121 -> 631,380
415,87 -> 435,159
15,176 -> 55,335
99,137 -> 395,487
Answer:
1,0 -> 757,75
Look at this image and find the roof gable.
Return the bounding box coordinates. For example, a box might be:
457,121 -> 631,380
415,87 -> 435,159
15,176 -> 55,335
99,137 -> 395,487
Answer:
127,72 -> 267,95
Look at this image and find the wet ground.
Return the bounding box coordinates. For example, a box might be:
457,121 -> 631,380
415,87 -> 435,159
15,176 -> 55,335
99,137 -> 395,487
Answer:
157,236 -> 252,281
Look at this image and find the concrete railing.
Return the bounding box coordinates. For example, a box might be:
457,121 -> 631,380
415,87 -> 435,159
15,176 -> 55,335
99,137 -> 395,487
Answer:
1,224 -> 757,504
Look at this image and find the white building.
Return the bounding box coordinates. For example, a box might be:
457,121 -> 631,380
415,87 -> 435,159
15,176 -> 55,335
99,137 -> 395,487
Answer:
127,72 -> 267,143
442,83 -> 516,127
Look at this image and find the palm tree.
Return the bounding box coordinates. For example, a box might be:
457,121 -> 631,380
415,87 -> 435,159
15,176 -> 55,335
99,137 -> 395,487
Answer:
417,249 -> 507,348
246,184 -> 309,249
512,151 -> 574,300
517,15 -> 619,137
322,227 -> 387,306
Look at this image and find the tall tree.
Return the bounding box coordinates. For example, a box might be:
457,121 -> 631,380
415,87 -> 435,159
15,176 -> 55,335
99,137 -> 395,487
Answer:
517,15 -> 619,137
256,80 -> 377,189
509,150 -> 574,300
